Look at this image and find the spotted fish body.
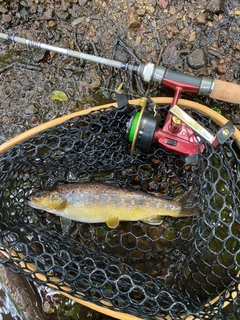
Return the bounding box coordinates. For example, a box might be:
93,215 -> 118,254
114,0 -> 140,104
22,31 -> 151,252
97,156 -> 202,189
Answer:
28,183 -> 197,228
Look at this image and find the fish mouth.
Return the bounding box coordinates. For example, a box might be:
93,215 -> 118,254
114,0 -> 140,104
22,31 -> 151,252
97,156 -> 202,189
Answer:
25,195 -> 33,205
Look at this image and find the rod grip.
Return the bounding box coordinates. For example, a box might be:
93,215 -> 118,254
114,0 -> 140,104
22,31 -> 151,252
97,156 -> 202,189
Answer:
209,79 -> 240,104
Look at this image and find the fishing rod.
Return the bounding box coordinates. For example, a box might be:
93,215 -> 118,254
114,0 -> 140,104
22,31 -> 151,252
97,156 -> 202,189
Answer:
0,32 -> 239,105
0,32 -> 237,160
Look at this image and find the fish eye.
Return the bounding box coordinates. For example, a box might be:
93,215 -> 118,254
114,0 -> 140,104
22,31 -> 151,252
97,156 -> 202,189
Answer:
34,191 -> 49,198
34,191 -> 42,198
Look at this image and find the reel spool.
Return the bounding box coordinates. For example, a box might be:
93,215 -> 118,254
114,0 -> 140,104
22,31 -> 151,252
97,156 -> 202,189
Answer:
127,98 -> 160,154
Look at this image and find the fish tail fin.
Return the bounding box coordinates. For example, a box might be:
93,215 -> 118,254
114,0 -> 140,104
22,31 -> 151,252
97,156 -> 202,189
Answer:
177,188 -> 198,217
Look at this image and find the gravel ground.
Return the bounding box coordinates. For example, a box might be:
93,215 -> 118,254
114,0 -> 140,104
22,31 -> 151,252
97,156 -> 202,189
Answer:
0,0 -> 239,319
0,0 -> 239,144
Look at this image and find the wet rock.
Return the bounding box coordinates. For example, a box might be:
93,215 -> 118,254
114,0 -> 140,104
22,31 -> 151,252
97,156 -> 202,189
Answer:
136,8 -> 146,16
187,48 -> 206,70
25,105 -> 38,114
206,0 -> 222,13
48,20 -> 57,28
210,58 -> 219,70
126,9 -> 141,29
162,43 -> 183,69
188,30 -> 196,42
151,20 -> 157,27
195,12 -> 207,25
208,48 -> 222,60
71,16 -> 85,26
62,59 -> 81,72
232,106 -> 240,126
79,0 -> 88,5
2,13 -> 12,23
87,67 -> 101,90
20,75 -> 34,90
216,62 -> 227,75
20,8 -> 29,21
20,0 -> 28,6
0,5 -> 8,13
56,11 -> 70,20
166,22 -> 179,36
36,4 -> 44,14
157,0 -> 169,9
28,3 -> 37,14
134,35 -> 142,47
169,6 -> 176,15
61,0 -> 70,11
43,8 -> 55,20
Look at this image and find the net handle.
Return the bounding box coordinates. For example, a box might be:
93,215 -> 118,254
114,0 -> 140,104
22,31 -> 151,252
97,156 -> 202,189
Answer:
0,97 -> 239,154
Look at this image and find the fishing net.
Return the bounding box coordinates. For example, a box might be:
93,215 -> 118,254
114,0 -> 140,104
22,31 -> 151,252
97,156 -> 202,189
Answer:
0,99 -> 239,320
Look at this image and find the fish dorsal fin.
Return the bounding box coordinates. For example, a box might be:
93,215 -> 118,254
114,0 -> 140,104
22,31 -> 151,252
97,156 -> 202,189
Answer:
143,215 -> 164,225
106,217 -> 119,229
55,199 -> 68,211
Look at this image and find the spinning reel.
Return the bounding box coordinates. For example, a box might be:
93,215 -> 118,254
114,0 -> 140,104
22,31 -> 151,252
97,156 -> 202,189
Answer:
0,32 -> 236,163
124,79 -> 234,162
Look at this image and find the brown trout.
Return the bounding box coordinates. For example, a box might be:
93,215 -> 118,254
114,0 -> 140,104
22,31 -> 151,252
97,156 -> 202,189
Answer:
28,183 -> 197,228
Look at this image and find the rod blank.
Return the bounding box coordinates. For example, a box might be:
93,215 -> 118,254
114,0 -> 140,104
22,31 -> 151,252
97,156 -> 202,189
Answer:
0,32 -> 128,70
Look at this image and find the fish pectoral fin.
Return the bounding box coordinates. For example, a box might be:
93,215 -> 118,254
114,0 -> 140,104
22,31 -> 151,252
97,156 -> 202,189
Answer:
154,192 -> 163,198
55,199 -> 68,211
143,215 -> 164,225
106,217 -> 119,229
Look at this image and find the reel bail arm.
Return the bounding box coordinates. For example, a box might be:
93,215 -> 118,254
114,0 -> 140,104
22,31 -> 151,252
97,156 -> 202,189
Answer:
170,106 -> 235,147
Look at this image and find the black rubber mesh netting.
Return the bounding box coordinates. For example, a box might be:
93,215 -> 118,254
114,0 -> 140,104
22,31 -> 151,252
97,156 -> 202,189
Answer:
0,103 -> 239,319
